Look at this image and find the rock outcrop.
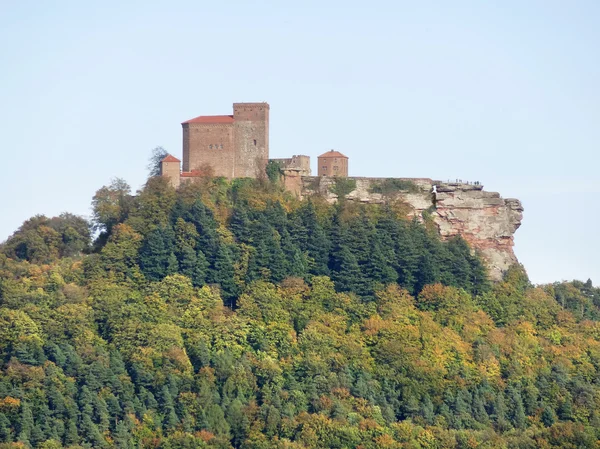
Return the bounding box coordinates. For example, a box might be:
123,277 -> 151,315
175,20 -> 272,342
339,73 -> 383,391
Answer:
295,176 -> 523,281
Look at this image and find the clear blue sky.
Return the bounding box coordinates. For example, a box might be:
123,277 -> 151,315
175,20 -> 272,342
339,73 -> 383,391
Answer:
1,0 -> 598,284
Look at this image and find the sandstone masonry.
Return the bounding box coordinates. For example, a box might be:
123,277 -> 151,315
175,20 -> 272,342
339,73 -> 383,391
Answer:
180,103 -> 269,179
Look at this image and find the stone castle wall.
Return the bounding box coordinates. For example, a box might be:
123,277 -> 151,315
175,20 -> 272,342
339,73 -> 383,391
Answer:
182,103 -> 269,179
182,122 -> 235,177
271,155 -> 311,175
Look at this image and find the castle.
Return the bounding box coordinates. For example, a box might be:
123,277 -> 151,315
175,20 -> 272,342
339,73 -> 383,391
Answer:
160,102 -> 523,281
160,102 -> 347,188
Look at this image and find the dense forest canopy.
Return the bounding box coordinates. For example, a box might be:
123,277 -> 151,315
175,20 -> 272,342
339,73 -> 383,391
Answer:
0,175 -> 599,449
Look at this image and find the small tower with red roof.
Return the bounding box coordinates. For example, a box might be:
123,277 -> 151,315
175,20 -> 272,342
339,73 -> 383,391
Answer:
160,154 -> 181,188
318,150 -> 348,177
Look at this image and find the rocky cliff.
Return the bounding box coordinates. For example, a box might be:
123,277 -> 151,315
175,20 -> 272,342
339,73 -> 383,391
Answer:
295,176 -> 523,281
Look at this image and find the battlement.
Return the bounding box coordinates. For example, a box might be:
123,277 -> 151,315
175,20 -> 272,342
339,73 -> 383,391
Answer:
270,155 -> 311,175
233,103 -> 270,121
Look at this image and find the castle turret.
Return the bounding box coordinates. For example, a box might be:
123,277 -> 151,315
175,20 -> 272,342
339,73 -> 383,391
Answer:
160,154 -> 181,188
318,150 -> 348,177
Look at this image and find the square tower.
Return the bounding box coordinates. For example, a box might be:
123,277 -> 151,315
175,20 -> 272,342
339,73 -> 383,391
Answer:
181,115 -> 235,177
318,150 -> 348,177
233,103 -> 269,178
181,103 -> 269,178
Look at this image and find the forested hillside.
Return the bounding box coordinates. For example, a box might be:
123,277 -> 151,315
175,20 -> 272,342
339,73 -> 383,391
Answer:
1,176 -> 600,448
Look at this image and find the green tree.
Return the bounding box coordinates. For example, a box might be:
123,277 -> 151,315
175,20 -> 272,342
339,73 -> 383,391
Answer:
147,146 -> 169,177
91,178 -> 132,235
139,227 -> 177,281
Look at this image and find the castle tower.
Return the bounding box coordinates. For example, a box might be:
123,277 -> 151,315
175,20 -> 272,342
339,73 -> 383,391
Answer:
181,102 -> 269,178
160,154 -> 181,188
318,150 -> 348,177
181,115 -> 235,178
233,102 -> 269,178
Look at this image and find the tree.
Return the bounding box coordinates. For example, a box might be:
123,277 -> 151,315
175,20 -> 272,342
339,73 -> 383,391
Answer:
147,146 -> 169,177
298,201 -> 330,276
17,401 -> 34,445
2,214 -> 91,264
265,160 -> 282,184
139,227 -> 176,281
209,244 -> 238,306
91,178 -> 132,235
0,413 -> 12,443
330,177 -> 357,200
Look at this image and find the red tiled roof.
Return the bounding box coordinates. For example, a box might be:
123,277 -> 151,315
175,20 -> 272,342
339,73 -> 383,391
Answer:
318,150 -> 348,159
182,115 -> 234,124
161,154 -> 181,163
181,171 -> 202,177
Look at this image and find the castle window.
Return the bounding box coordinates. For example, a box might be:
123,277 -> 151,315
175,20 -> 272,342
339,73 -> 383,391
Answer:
322,166 -> 327,170
334,166 -> 338,171
220,144 -> 223,149
209,145 -> 213,149
253,139 -> 257,146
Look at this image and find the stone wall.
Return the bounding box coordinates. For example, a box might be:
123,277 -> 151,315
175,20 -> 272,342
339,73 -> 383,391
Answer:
182,122 -> 235,177
160,160 -> 181,189
297,176 -> 523,281
181,103 -> 269,179
270,155 -> 311,175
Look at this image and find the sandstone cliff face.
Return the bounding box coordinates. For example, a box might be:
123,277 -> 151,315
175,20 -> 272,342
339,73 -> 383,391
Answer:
297,176 -> 523,281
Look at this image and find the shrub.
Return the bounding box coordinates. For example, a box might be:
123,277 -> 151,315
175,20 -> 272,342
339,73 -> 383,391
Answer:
369,179 -> 420,196
330,178 -> 357,199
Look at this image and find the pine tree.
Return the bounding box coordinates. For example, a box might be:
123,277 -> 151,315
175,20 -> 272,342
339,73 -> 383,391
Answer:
415,252 -> 440,293
80,415 -> 105,448
114,420 -> 132,449
166,251 -> 178,276
209,244 -> 238,306
139,227 -> 175,281
204,404 -> 230,436
394,221 -> 421,293
226,399 -> 250,447
30,423 -> 45,447
366,235 -> 398,287
541,405 -> 557,427
299,201 -> 330,276
93,395 -> 111,433
64,419 -> 79,446
420,396 -> 435,425
507,386 -> 527,429
331,245 -> 365,294
18,401 -> 34,445
0,412 -> 12,442
267,231 -> 288,282
230,206 -> 253,244
472,388 -> 489,425
159,386 -> 179,431
493,391 -> 509,431
187,199 -> 220,259
178,244 -> 208,286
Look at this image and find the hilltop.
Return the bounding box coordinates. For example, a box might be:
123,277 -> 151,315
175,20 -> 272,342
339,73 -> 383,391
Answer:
0,175 -> 599,449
